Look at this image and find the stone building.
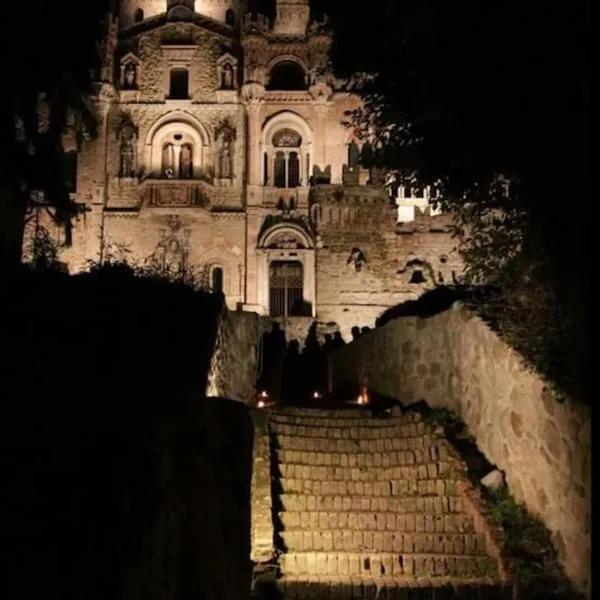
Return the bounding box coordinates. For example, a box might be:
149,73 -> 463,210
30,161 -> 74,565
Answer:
30,0 -> 461,339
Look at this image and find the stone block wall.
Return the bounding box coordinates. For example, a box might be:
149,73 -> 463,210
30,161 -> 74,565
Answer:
206,307 -> 261,403
330,303 -> 591,597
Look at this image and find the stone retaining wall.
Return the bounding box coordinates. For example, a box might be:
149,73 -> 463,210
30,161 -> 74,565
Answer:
206,308 -> 260,404
330,303 -> 591,597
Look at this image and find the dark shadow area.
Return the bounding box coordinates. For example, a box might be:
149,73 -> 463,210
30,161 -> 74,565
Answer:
0,265 -> 254,600
375,284 -> 485,327
266,61 -> 307,91
271,580 -> 511,599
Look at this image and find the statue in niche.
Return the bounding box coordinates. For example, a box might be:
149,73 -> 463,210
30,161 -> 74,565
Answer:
123,63 -> 137,89
221,63 -> 234,89
180,143 -> 193,178
217,132 -> 234,179
118,123 -> 137,178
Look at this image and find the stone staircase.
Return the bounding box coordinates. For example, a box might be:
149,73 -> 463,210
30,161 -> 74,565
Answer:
259,406 -> 513,599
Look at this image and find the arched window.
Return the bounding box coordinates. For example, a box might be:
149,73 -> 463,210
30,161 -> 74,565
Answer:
162,143 -> 175,178
134,8 -> 144,22
180,143 -> 193,178
161,141 -> 194,179
267,61 -> 307,91
225,8 -> 236,26
271,129 -> 302,188
211,267 -> 224,294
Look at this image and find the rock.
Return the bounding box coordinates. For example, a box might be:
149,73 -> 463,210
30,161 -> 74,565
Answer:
481,469 -> 506,490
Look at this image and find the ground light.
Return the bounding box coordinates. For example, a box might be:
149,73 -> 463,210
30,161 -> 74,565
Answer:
357,385 -> 369,405
256,390 -> 272,409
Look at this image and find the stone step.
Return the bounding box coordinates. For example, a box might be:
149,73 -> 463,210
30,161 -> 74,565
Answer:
274,433 -> 442,453
269,408 -> 419,420
279,552 -> 499,579
270,421 -> 431,440
280,530 -> 488,555
278,461 -> 457,482
279,512 -> 476,536
275,447 -> 451,467
279,493 -> 465,515
270,408 -> 379,419
281,477 -> 460,497
269,413 -> 423,429
278,576 -> 512,600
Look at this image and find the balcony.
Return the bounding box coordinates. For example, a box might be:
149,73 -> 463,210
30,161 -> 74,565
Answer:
142,179 -> 209,208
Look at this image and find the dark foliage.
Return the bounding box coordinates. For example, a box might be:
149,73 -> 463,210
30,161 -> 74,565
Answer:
0,0 -> 111,265
323,0 -> 590,403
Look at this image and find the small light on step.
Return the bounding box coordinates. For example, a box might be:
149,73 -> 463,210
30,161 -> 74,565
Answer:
257,400 -> 266,408
312,391 -> 321,399
358,385 -> 369,405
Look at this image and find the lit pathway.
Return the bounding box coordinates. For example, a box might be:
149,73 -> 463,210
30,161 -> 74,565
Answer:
251,405 -> 513,599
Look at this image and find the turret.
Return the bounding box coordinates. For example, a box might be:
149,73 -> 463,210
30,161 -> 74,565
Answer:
119,0 -> 248,30
273,0 -> 310,36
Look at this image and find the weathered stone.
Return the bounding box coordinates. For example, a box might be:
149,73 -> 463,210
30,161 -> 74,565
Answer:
509,411 -> 523,439
543,419 -> 562,460
330,307 -> 591,597
481,469 -> 505,490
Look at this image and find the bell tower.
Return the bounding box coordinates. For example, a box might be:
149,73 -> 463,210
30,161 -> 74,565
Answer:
273,0 -> 310,36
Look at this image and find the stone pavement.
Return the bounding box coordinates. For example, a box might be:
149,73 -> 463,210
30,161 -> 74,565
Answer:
251,406 -> 514,599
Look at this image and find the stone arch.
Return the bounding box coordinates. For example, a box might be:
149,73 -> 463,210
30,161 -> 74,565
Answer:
262,112 -> 312,187
258,223 -> 314,250
266,56 -> 309,90
266,55 -> 310,77
145,112 -> 210,178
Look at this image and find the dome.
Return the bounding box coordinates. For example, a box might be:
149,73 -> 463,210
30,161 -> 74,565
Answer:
119,0 -> 248,30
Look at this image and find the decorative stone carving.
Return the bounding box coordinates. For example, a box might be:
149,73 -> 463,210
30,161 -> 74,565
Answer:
215,121 -> 236,179
123,63 -> 137,89
268,233 -> 304,250
347,247 -> 366,272
221,64 -> 234,89
273,129 -> 302,148
119,52 -> 141,90
241,82 -> 265,105
148,214 -> 191,275
146,183 -> 208,207
118,121 -> 137,178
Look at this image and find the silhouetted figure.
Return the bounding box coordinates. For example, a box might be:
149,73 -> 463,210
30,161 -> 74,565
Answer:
282,340 -> 301,403
361,326 -> 371,336
301,324 -> 322,394
258,322 -> 287,399
332,331 -> 345,349
351,326 -> 361,340
322,333 -> 334,354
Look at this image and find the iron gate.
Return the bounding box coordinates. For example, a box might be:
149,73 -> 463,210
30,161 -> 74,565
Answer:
269,261 -> 304,317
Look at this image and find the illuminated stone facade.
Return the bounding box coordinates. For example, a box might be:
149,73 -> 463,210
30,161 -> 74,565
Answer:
30,0 -> 460,339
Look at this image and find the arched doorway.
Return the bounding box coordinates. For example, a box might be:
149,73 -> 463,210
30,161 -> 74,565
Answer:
269,261 -> 305,317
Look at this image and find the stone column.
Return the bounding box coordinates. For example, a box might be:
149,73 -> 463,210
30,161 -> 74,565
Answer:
309,83 -> 333,175
242,83 -> 265,196
89,82 -> 117,264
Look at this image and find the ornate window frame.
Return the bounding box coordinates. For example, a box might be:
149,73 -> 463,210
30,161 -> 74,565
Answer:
261,111 -> 313,188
